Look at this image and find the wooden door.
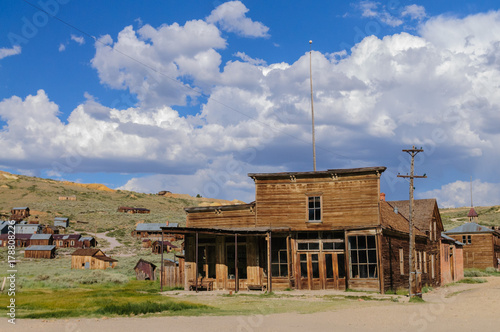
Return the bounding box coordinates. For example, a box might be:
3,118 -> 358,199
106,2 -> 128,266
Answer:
297,253 -> 321,290
324,253 -> 346,290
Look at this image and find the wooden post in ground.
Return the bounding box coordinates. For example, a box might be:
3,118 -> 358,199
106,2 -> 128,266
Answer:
235,233 -> 239,293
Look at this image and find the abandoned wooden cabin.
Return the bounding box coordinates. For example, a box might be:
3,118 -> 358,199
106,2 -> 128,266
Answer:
53,234 -> 81,248
10,207 -> 30,221
142,239 -> 152,248
14,222 -> 41,234
71,248 -> 117,269
5,234 -> 32,247
131,222 -> 179,240
444,222 -> 500,269
151,240 -> 178,254
117,206 -> 150,214
164,167 -> 442,293
42,225 -> 61,235
24,245 -> 56,259
30,234 -> 53,246
440,234 -> 464,284
54,217 -> 70,228
134,259 -> 157,280
58,195 -> 77,201
77,236 -> 97,248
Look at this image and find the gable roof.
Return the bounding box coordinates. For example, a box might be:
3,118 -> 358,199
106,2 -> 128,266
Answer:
135,223 -> 178,232
387,199 -> 438,231
380,201 -> 426,237
94,255 -> 118,262
25,245 -> 56,251
134,258 -> 156,270
30,234 -> 52,240
71,248 -> 103,256
445,222 -> 495,234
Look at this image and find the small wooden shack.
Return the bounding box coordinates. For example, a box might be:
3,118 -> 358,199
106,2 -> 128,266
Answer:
441,234 -> 464,284
30,234 -> 53,246
10,207 -> 30,221
134,259 -> 157,280
78,236 -> 97,248
58,195 -> 77,201
43,225 -> 61,235
142,239 -> 152,248
71,248 -> 117,270
117,206 -> 150,214
152,240 -> 178,254
54,217 -> 69,228
24,245 -> 56,259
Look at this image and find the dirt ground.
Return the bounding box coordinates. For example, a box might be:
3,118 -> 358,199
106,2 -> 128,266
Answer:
4,277 -> 500,332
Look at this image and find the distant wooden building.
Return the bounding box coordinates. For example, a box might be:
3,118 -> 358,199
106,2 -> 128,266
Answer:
30,234 -> 53,246
71,248 -> 117,270
10,207 -> 30,221
134,259 -> 157,280
117,206 -> 150,214
142,239 -> 152,248
14,223 -> 41,234
53,234 -> 81,248
43,225 -> 61,235
444,222 -> 500,269
58,195 -> 77,201
24,245 -> 56,259
77,236 -> 97,248
440,234 -> 464,284
54,217 -> 69,228
152,240 -> 178,254
131,222 -> 179,240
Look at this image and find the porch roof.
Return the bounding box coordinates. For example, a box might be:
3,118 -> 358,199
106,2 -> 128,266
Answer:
160,225 -> 291,235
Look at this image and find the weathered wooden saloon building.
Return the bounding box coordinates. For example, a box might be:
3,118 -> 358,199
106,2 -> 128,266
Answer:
163,167 -> 441,293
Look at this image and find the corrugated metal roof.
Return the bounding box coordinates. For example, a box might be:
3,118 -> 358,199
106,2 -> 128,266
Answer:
79,237 -> 94,241
25,245 -> 56,251
54,217 -> 69,221
12,207 -> 29,210
136,223 -> 178,231
30,234 -> 52,240
445,222 -> 494,234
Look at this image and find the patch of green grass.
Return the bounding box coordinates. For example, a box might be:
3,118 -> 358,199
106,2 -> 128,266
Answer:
457,277 -> 487,284
409,296 -> 425,303
464,268 -> 489,277
95,300 -> 207,316
422,285 -> 433,294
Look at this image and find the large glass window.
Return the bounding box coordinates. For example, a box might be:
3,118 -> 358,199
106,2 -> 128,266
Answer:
308,196 -> 321,222
348,235 -> 378,279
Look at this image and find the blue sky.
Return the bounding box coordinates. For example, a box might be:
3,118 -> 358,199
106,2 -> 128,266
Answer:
1,0 -> 500,207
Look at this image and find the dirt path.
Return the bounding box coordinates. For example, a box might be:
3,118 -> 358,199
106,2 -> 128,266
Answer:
5,277 -> 500,332
94,231 -> 122,251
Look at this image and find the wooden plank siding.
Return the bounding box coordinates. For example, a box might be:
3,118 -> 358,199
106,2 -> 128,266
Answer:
187,206 -> 256,228
254,175 -> 380,230
446,233 -> 495,269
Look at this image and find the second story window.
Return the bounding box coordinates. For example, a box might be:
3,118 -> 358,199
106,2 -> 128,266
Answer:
308,196 -> 321,222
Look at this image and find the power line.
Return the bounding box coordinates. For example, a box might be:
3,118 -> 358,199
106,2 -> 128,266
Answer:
20,0 -> 351,162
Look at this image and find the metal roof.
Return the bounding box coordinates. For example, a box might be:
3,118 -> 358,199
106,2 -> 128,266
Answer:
12,207 -> 29,210
79,237 -> 94,241
441,233 -> 464,246
30,234 -> 52,240
25,245 -> 56,251
54,217 -> 69,221
445,222 -> 495,234
248,166 -> 386,179
136,223 -> 178,231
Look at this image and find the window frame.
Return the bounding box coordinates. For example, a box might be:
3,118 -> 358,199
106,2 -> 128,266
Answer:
348,235 -> 378,279
306,195 -> 322,223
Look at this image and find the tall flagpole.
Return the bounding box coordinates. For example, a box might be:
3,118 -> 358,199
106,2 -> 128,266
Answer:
309,40 -> 317,171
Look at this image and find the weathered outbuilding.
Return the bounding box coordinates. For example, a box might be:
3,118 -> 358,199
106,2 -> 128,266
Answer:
54,217 -> 69,228
152,240 -> 178,254
24,245 -> 56,259
53,234 -> 81,248
440,234 -> 464,284
30,234 -> 53,246
77,236 -> 97,248
134,259 -> 157,280
117,206 -> 150,214
71,248 -> 117,269
132,222 -> 179,240
444,222 -> 500,269
14,222 -> 41,234
10,207 -> 30,221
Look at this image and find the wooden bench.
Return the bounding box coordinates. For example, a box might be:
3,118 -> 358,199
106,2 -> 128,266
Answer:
247,284 -> 266,291
189,280 -> 214,291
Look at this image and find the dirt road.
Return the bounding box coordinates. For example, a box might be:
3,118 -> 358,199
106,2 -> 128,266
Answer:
5,277 -> 500,332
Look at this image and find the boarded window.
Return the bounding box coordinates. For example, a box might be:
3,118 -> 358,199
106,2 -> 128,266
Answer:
431,254 -> 435,279
423,252 -> 427,273
348,235 -> 377,279
307,196 -> 321,222
399,248 -> 404,275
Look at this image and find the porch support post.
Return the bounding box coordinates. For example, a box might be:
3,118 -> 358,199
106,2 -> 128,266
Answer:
267,231 -> 272,292
195,232 -> 199,292
235,233 -> 239,293
160,229 -> 164,291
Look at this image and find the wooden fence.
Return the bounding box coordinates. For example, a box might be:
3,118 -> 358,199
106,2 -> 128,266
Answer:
160,265 -> 183,288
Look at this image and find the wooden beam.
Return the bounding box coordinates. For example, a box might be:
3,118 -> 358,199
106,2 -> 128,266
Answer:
235,233 -> 239,293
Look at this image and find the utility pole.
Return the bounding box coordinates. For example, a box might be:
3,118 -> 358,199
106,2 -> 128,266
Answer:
309,40 -> 317,171
397,146 -> 426,298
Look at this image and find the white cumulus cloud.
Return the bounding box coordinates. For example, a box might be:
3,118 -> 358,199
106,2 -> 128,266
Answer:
0,45 -> 21,60
206,1 -> 270,38
418,180 -> 500,208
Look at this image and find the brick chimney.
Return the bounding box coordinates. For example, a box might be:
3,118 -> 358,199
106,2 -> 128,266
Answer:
165,221 -> 169,226
380,192 -> 386,201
